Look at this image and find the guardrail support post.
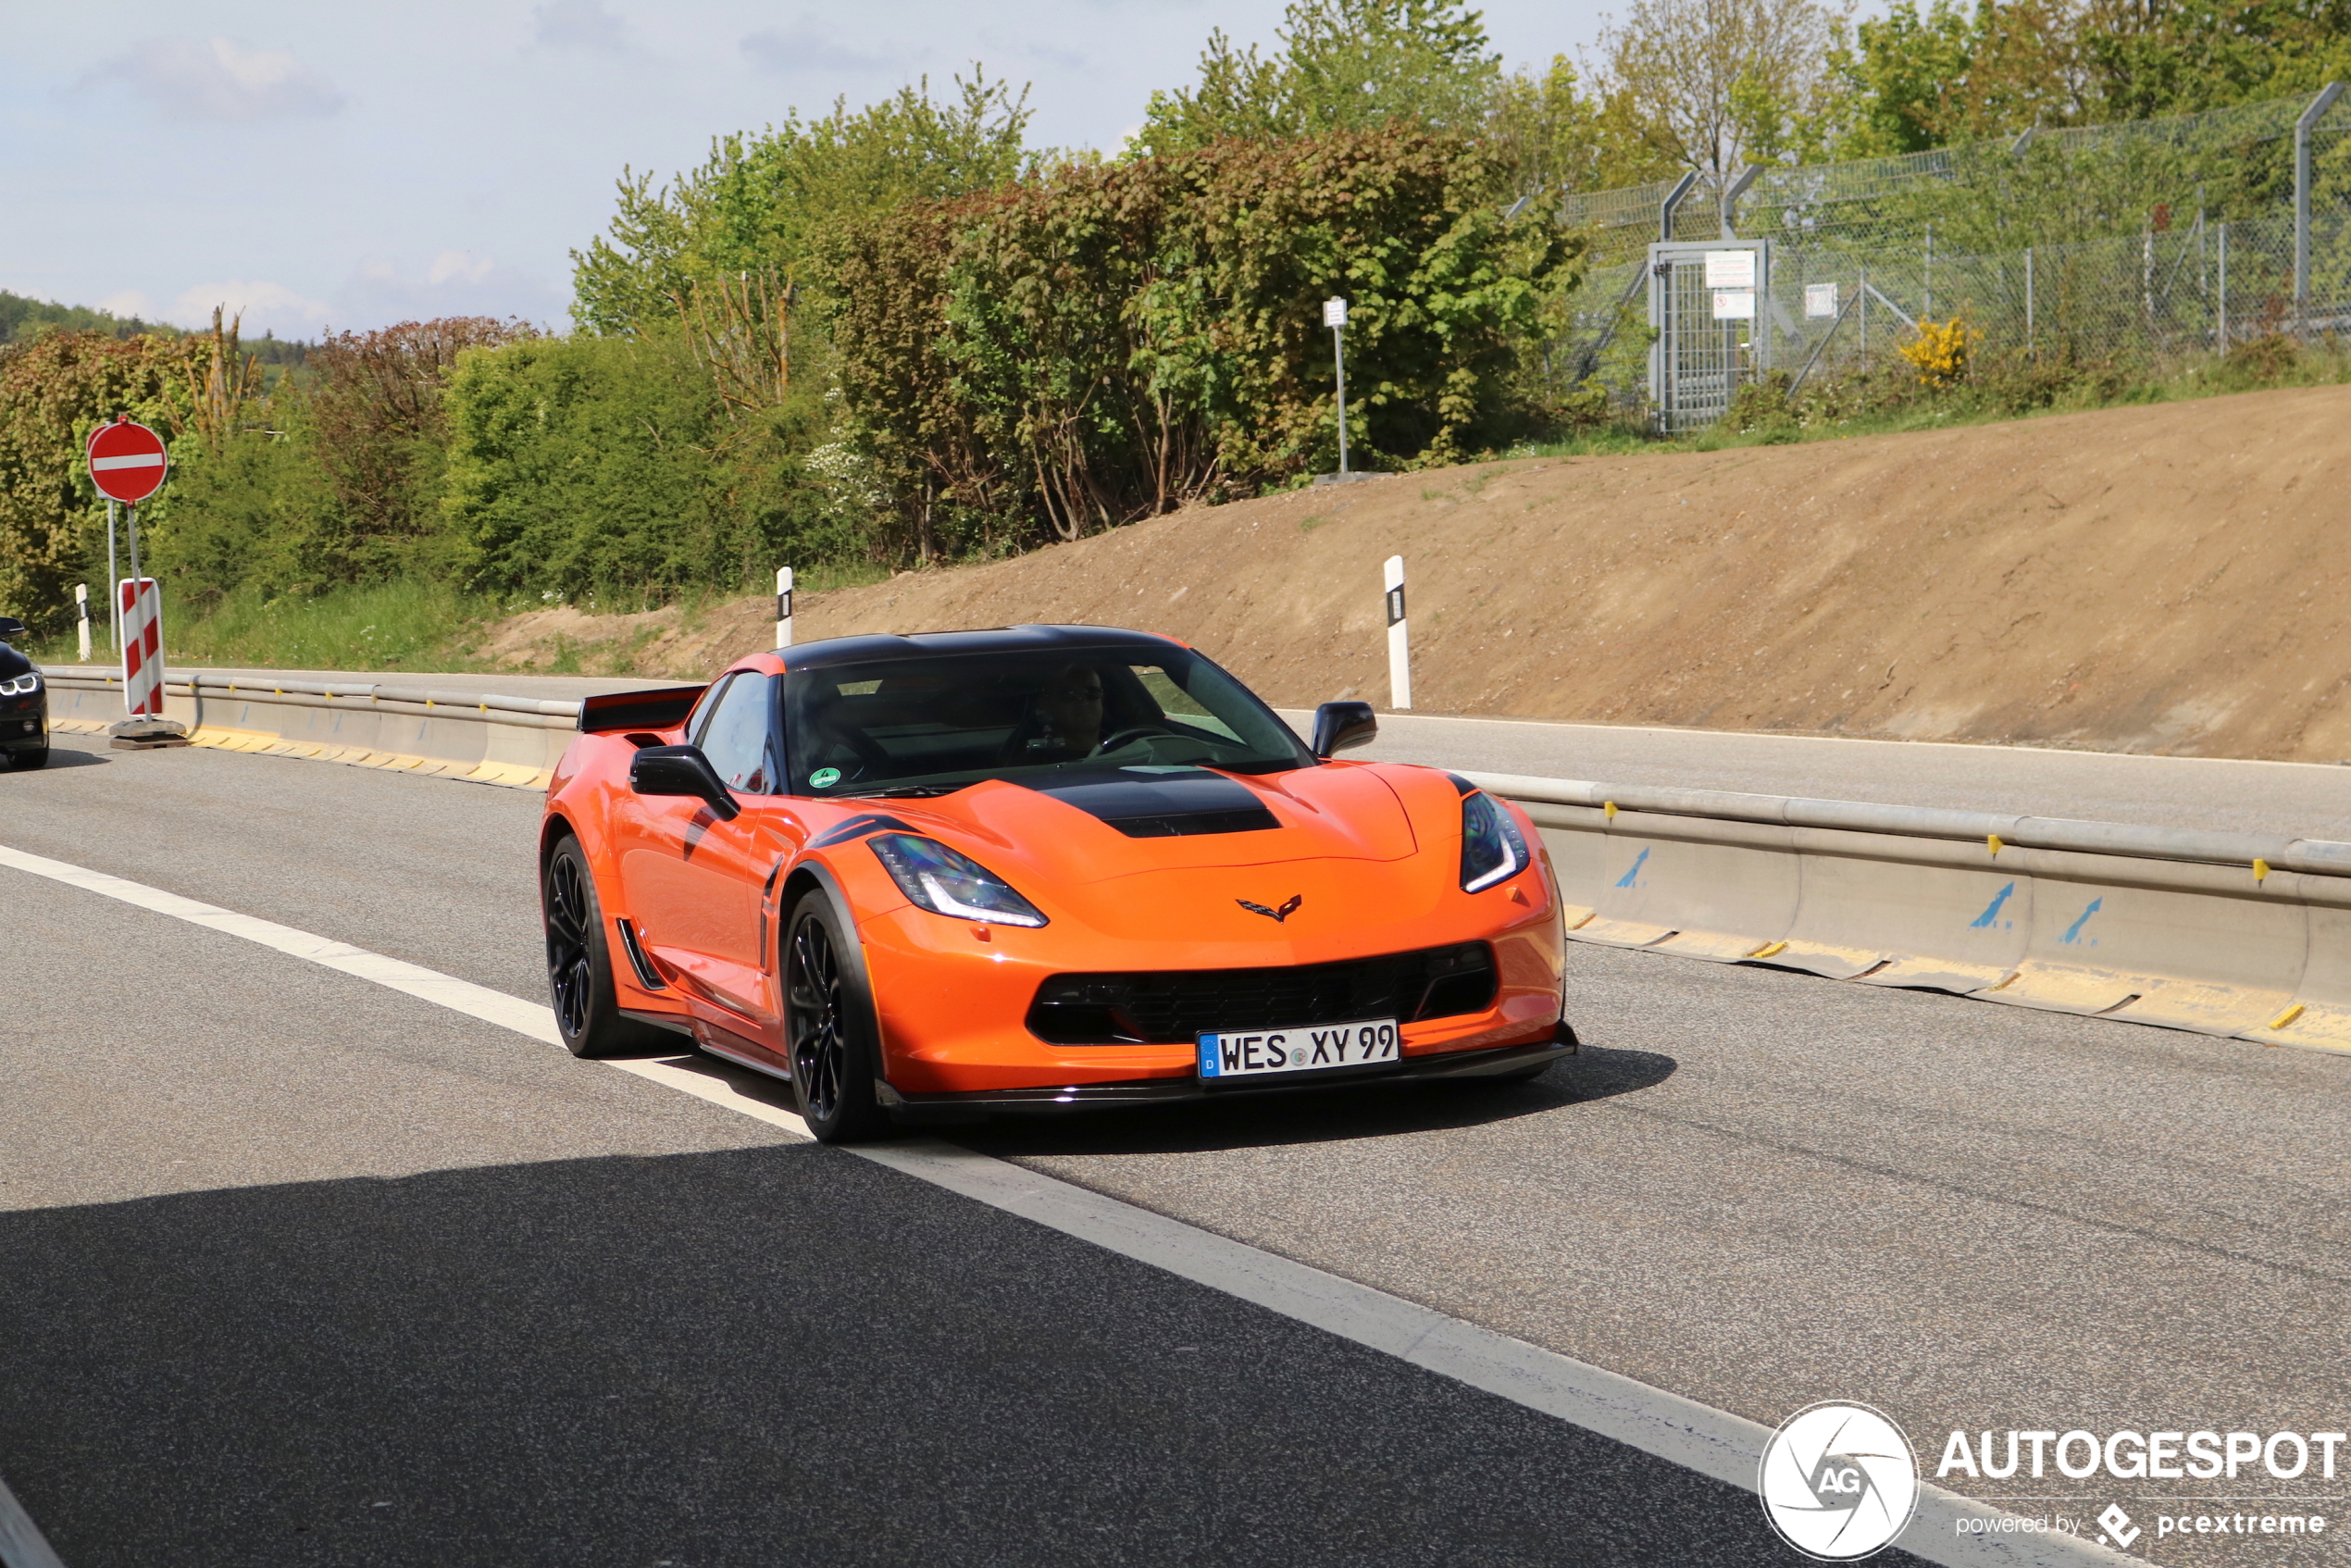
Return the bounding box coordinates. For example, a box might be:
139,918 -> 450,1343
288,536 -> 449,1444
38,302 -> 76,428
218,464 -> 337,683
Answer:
775,566 -> 794,649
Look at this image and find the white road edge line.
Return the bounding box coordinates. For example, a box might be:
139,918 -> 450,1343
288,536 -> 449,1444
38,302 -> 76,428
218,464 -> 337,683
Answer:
0,1473 -> 67,1568
0,840 -> 2133,1568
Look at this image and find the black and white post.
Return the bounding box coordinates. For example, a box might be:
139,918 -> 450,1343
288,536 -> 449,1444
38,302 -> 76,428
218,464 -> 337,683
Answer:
775,566 -> 795,649
1384,554 -> 1412,710
1325,296 -> 1349,477
75,583 -> 90,663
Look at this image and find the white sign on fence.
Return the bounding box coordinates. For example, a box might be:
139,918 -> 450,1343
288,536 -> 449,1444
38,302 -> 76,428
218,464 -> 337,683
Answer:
1805,281 -> 1839,317
1702,249 -> 1756,289
1711,289 -> 1756,320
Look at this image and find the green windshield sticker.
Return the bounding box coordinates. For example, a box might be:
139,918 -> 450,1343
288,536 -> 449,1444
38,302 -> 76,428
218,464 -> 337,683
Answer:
810,767 -> 841,789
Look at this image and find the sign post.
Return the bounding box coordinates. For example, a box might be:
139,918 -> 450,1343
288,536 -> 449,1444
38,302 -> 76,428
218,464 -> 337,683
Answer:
1325,297 -> 1350,477
1384,554 -> 1412,711
85,417 -> 185,747
775,566 -> 794,649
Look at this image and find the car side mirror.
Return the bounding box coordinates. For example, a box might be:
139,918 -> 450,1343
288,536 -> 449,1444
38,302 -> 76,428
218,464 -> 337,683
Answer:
628,744 -> 741,821
0,617 -> 26,642
1310,700 -> 1377,759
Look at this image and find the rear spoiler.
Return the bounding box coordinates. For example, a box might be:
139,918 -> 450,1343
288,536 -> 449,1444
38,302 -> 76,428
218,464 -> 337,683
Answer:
577,684 -> 707,734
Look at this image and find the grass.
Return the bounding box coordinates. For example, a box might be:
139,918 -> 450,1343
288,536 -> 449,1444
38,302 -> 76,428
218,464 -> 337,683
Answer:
21,561 -> 898,675
1489,338 -> 2351,467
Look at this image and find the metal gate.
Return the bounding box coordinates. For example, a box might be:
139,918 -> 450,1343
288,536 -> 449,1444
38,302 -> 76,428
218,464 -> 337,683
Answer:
1648,240 -> 1772,435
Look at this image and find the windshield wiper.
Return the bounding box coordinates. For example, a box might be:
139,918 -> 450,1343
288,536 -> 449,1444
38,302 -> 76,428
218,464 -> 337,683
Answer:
833,782 -> 968,799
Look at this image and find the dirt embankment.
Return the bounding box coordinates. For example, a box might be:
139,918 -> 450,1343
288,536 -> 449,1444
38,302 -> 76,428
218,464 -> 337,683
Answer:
479,383 -> 2351,764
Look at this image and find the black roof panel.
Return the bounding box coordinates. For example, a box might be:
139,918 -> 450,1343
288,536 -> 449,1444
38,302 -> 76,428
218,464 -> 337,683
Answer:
777,624 -> 1184,672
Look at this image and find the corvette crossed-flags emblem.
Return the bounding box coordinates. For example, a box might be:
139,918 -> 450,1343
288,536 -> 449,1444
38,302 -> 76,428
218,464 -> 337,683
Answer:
1237,895 -> 1304,923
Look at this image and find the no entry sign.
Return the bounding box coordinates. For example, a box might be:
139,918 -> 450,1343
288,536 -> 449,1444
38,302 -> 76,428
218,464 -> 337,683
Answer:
87,417 -> 168,504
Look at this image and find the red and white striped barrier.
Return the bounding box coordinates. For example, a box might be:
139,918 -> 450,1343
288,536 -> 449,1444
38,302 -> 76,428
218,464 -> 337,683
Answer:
118,578 -> 163,717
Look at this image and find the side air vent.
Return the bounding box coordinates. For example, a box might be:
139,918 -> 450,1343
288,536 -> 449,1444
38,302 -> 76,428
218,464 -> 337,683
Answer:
614,918 -> 666,989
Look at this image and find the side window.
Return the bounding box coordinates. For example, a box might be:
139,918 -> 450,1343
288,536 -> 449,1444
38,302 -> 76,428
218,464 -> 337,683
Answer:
698,674 -> 779,794
686,674 -> 734,750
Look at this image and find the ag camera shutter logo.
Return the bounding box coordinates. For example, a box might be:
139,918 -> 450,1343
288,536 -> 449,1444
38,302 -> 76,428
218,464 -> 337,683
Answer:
1760,1401 -> 1921,1560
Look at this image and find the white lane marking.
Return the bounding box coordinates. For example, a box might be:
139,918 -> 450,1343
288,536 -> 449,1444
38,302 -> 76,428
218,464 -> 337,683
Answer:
0,840 -> 2125,1568
0,1472 -> 67,1568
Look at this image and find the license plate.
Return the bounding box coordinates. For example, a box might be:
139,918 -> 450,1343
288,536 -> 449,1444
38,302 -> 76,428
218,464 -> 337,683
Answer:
1197,1018 -> 1400,1079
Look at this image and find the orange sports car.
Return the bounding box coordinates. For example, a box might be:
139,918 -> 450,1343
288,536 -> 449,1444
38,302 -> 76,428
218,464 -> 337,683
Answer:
539,626 -> 1574,1141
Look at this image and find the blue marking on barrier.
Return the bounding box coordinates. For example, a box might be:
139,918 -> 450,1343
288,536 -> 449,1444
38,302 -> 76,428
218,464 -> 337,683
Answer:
1614,847 -> 1650,889
2059,897 -> 2103,944
1970,882 -> 2016,929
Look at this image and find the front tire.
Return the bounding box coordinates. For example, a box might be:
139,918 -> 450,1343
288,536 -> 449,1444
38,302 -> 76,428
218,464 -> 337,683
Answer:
542,836 -> 668,1059
784,890 -> 889,1143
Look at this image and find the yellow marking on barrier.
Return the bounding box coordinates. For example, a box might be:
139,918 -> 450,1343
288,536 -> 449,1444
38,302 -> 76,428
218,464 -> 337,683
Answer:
1748,940 -> 1787,958
2269,1003 -> 2306,1030
1603,801 -> 1617,821
1987,833 -> 2003,856
2254,858 -> 2271,883
1985,970 -> 2021,991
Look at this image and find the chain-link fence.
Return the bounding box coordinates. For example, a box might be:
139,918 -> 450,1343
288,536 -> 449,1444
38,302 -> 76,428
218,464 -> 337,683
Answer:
1551,83 -> 2351,428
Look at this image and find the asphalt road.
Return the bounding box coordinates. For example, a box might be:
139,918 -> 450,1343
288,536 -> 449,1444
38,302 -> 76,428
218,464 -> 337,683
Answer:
6,735 -> 2348,1565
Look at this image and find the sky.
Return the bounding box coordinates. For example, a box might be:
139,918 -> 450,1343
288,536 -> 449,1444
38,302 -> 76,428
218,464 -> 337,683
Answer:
0,0 -> 1621,340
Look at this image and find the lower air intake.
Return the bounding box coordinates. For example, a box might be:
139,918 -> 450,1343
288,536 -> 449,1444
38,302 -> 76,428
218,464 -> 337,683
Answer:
1026,942 -> 1498,1045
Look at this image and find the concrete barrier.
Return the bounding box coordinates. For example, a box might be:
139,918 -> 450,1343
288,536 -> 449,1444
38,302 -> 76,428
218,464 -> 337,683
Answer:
41,668 -> 578,789
39,670 -> 2347,1058
1464,770 -> 2351,1058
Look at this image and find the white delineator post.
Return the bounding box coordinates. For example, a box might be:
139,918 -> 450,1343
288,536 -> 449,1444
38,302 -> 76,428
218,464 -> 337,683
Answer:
76,583 -> 91,663
775,566 -> 794,649
1384,554 -> 1411,711
1324,296 -> 1349,476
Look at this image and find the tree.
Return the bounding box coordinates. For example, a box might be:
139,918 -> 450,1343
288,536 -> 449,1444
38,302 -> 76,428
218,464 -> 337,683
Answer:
0,331 -> 199,629
1834,0 -> 2095,154
569,73 -> 1034,336
1594,0 -> 1851,181
1486,55 -> 1681,196
1136,0 -> 1504,155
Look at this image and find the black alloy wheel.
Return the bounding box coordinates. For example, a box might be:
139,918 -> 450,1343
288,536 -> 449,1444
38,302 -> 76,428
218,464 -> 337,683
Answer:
784,890 -> 888,1142
542,837 -> 666,1059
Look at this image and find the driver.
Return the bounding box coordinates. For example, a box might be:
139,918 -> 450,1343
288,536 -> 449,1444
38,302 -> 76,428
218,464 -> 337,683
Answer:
1030,663 -> 1106,758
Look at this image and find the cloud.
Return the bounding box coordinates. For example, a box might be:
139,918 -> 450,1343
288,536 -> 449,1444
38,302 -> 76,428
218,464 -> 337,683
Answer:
85,37 -> 344,123
532,1 -> 629,52
740,19 -> 892,74
162,281 -> 338,339
337,253 -> 563,330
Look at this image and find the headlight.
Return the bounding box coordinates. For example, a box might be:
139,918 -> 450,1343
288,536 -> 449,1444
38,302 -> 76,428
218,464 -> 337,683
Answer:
1460,790 -> 1529,892
869,835 -> 1049,927
0,673 -> 39,698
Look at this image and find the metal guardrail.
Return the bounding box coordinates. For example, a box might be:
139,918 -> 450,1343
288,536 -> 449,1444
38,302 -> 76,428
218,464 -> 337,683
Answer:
42,667 -> 582,728
1461,771 -> 2351,880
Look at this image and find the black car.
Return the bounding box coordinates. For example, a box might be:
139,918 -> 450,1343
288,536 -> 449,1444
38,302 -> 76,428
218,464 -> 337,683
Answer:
0,616 -> 49,769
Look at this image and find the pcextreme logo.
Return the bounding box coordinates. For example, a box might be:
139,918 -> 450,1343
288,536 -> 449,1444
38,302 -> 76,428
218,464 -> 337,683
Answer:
1760,1402 -> 1922,1561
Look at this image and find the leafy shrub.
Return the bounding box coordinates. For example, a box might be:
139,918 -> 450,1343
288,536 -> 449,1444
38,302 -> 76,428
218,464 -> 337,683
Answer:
1898,316 -> 1982,387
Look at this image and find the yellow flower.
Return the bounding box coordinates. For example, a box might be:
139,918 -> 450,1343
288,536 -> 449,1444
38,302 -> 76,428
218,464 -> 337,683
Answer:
1898,317 -> 1980,387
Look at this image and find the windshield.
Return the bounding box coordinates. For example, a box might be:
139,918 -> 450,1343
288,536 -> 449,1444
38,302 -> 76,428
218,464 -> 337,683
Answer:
783,645 -> 1313,797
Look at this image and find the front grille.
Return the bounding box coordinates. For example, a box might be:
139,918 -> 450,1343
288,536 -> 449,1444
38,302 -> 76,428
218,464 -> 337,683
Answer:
1027,942 -> 1498,1045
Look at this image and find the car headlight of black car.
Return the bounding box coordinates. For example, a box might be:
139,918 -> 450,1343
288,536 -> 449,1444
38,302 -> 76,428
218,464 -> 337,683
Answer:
869,834 -> 1049,927
1460,790 -> 1530,892
0,673 -> 40,698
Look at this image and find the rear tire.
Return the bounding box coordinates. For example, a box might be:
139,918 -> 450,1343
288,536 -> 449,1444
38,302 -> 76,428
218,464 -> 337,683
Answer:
784,890 -> 889,1143
7,745 -> 48,770
543,836 -> 668,1059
